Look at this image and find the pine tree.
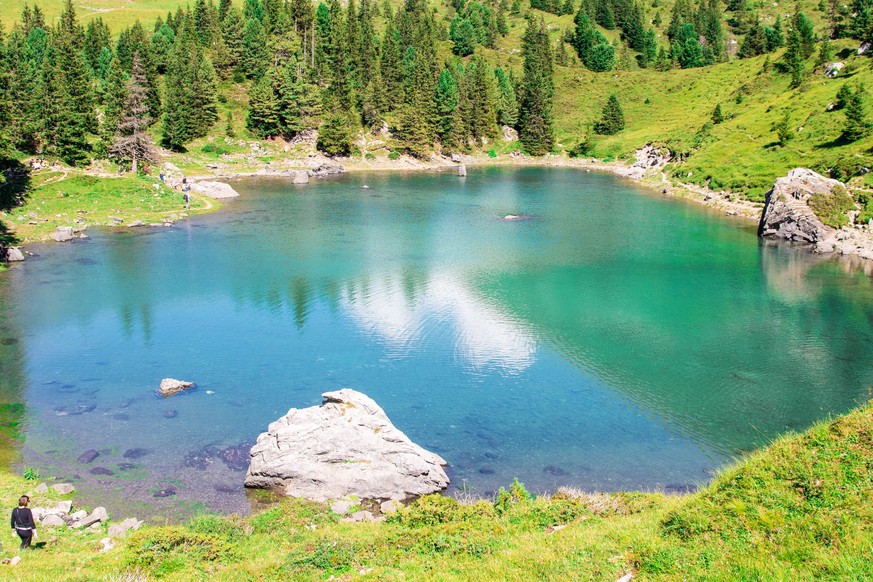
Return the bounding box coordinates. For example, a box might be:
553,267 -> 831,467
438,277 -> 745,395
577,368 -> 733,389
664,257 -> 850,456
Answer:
843,84 -> 871,141
494,67 -> 519,127
435,67 -> 459,148
712,103 -> 724,124
785,27 -> 804,89
794,11 -> 816,59
241,17 -> 268,79
816,38 -> 833,73
772,110 -> 794,144
109,53 -> 159,173
247,73 -> 280,137
99,56 -> 127,154
518,18 -> 555,155
468,56 -> 499,142
594,94 -> 625,134
317,105 -> 354,156
574,11 -> 614,72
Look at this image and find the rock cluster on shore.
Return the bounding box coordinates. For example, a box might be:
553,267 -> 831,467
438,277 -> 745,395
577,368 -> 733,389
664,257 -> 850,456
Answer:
24,482 -> 142,550
245,389 -> 449,501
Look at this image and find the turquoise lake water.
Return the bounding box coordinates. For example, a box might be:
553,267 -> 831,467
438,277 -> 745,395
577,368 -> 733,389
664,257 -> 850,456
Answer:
2,166 -> 873,517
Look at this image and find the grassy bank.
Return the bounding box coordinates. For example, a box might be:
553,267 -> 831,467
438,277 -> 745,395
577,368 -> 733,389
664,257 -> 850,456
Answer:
1,170 -> 212,244
1,401 -> 870,580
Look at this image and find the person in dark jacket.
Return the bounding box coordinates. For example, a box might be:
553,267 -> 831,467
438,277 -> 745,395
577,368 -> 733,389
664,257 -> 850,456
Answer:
11,495 -> 36,549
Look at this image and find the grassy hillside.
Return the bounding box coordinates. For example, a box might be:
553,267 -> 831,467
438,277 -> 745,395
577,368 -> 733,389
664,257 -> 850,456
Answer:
0,400 -> 870,580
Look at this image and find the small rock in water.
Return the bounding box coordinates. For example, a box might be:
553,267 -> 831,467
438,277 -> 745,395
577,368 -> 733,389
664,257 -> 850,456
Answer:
158,378 -> 195,398
123,448 -> 151,460
484,452 -> 498,460
478,467 -> 496,475
77,450 -> 99,464
543,465 -> 570,477
117,463 -> 137,472
58,384 -> 79,393
205,390 -> 215,395
89,467 -> 114,476
112,413 -> 129,421
0,337 -> 18,345
164,410 -> 178,418
51,483 -> 76,495
152,486 -> 177,498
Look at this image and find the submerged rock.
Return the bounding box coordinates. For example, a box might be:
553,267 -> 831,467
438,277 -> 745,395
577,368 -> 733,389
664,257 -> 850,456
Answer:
245,389 -> 450,501
758,168 -> 840,244
77,450 -> 99,464
158,378 -> 195,398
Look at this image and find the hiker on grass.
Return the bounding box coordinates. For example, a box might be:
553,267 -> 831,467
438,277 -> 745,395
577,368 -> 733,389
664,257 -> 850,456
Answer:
182,178 -> 191,210
11,495 -> 36,550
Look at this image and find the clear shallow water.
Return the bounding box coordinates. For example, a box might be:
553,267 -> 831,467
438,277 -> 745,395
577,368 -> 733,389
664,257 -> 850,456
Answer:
2,167 -> 873,517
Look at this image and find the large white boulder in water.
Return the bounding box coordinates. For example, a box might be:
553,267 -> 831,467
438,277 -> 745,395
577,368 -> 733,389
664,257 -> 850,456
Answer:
245,389 -> 449,501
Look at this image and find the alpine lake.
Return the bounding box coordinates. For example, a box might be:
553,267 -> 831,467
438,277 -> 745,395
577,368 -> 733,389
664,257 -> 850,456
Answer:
2,166 -> 873,519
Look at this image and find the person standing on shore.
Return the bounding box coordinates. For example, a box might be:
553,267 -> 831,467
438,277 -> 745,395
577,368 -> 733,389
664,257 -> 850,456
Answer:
182,178 -> 191,210
10,495 -> 36,550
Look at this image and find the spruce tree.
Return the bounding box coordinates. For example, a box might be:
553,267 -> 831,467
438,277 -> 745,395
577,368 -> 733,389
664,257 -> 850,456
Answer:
110,53 -> 159,173
494,67 -> 519,126
594,94 -> 625,134
843,84 -> 871,141
785,27 -> 804,89
241,17 -> 268,79
99,56 -> 127,155
712,103 -> 724,124
247,73 -> 280,137
435,67 -> 459,149
794,11 -> 816,59
518,18 -> 555,155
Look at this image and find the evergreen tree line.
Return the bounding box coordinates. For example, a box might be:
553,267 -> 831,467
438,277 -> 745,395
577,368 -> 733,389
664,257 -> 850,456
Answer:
0,0 -> 555,162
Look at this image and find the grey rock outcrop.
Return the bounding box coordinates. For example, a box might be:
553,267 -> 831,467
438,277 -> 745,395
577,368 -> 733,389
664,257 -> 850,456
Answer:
291,170 -> 310,184
158,378 -> 195,397
309,162 -> 345,177
245,389 -> 450,501
51,226 -> 74,242
617,145 -> 672,180
758,169 -> 840,244
4,247 -> 25,262
190,181 -> 240,199
73,506 -> 108,528
825,62 -> 845,78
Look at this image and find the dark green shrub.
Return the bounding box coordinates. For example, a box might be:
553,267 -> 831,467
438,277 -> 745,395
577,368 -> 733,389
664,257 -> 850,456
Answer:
201,144 -> 216,153
286,538 -> 361,575
126,526 -> 239,577
250,498 -> 336,535
388,151 -> 401,160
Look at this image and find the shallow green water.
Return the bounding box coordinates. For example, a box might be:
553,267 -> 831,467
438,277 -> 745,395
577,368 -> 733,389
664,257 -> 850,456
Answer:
2,166 -> 872,515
